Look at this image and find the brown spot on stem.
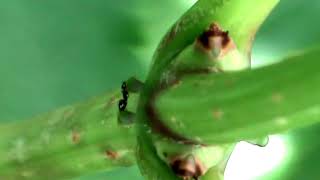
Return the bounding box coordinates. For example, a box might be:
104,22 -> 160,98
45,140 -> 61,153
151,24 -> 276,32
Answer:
271,93 -> 284,104
71,130 -> 81,144
212,109 -> 224,120
105,150 -> 119,160
171,80 -> 182,89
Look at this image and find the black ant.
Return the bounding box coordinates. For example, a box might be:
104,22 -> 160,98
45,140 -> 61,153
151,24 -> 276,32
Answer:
117,78 -> 144,125
118,81 -> 129,111
118,78 -> 144,112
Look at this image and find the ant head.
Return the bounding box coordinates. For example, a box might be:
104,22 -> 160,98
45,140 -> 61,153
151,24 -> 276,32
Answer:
121,82 -> 127,91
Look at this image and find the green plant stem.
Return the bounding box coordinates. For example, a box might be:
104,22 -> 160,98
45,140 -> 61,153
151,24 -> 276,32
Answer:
146,0 -> 279,88
0,90 -> 138,180
0,0 -> 283,179
156,48 -> 320,145
136,0 -> 279,180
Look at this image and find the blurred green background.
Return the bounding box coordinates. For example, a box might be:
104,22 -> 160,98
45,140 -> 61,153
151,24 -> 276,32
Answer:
0,0 -> 319,179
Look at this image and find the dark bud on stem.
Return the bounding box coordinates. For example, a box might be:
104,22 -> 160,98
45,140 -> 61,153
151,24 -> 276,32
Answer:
170,155 -> 205,180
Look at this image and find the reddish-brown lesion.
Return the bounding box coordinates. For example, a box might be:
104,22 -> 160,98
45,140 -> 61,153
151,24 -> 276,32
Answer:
212,108 -> 224,120
271,92 -> 284,104
105,150 -> 119,160
71,130 -> 81,144
196,23 -> 236,58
